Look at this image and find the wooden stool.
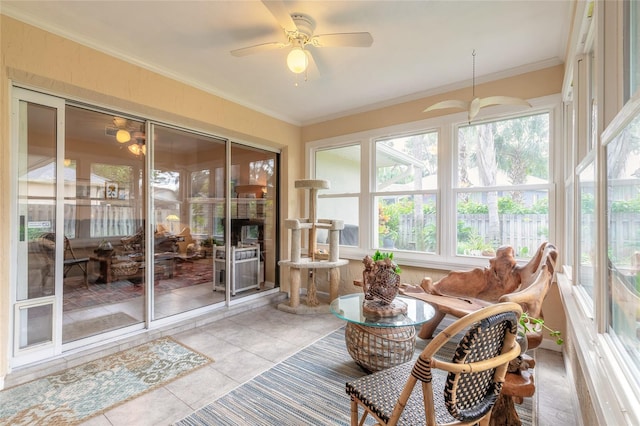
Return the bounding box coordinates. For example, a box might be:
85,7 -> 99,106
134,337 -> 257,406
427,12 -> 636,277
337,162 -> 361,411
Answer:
490,355 -> 536,426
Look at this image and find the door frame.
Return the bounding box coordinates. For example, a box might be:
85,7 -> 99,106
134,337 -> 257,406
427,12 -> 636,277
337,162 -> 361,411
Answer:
10,86 -> 66,367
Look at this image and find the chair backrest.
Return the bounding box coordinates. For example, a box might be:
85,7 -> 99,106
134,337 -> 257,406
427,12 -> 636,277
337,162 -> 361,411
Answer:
410,302 -> 522,424
37,232 -> 83,259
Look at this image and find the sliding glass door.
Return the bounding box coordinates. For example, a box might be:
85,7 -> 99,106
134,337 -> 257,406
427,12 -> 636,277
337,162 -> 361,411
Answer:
11,86 -> 280,368
230,144 -> 279,295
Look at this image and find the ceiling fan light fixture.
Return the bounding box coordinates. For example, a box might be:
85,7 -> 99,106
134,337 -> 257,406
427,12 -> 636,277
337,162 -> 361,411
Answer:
116,129 -> 131,143
287,47 -> 308,74
128,142 -> 145,156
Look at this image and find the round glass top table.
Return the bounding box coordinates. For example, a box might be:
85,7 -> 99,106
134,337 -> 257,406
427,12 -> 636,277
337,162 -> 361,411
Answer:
330,293 -> 435,372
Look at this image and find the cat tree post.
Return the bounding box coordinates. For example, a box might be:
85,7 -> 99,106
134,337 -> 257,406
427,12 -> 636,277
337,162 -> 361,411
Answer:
278,180 -> 348,314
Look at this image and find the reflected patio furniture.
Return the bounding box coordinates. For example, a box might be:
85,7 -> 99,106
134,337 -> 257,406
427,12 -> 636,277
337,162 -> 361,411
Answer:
175,227 -> 195,255
38,233 -> 89,289
91,252 -> 177,286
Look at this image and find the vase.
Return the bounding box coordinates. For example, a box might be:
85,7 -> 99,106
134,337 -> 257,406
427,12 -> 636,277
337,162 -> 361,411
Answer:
365,268 -> 400,305
95,240 -> 114,257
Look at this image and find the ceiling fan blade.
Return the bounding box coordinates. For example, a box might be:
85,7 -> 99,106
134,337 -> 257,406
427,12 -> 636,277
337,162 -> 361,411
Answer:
305,50 -> 320,77
310,32 -> 373,48
230,41 -> 287,57
262,0 -> 297,32
478,96 -> 532,109
423,99 -> 469,113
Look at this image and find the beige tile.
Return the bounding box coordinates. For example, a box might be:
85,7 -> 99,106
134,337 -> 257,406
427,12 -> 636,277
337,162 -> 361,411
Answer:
173,331 -> 243,361
242,336 -> 299,363
101,387 -> 193,426
79,413 -> 113,426
210,349 -> 275,383
165,364 -> 240,409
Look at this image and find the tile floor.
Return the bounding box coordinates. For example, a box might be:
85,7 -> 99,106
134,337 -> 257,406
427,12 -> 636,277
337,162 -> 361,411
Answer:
72,302 -> 578,426
5,294 -> 578,425
80,300 -> 347,425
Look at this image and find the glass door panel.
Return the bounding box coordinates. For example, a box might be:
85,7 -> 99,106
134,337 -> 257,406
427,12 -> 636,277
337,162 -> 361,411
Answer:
19,102 -> 58,301
62,106 -> 146,343
16,302 -> 54,350
152,125 -> 226,319
230,144 -> 279,297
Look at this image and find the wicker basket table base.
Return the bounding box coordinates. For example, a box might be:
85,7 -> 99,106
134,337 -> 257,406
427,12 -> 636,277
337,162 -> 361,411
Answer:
344,322 -> 416,373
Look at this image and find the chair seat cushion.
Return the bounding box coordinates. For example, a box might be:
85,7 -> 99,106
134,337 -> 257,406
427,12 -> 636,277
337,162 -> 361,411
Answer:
346,362 -> 456,425
64,257 -> 88,265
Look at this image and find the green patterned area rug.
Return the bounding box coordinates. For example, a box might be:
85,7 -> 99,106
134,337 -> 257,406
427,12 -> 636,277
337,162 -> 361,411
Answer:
0,337 -> 212,425
176,326 -> 532,426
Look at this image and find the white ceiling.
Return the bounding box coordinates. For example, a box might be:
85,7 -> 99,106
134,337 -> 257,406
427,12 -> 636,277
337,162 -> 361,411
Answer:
1,0 -> 573,125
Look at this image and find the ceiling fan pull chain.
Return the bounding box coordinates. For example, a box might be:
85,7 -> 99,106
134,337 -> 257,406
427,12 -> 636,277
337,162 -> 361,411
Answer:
472,49 -> 476,98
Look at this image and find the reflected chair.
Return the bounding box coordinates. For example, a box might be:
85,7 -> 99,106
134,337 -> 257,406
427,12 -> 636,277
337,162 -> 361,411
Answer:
176,226 -> 195,255
345,302 -> 522,426
38,233 -> 89,289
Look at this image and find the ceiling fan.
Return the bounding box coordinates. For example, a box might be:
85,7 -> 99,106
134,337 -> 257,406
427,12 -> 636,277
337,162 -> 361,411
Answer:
106,117 -> 146,155
230,0 -> 373,75
423,50 -> 531,123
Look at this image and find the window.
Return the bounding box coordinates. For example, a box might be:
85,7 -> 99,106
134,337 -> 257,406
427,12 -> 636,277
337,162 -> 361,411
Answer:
606,102 -> 640,387
89,164 -> 136,238
577,157 -> 596,306
455,113 -> 551,259
310,105 -> 556,266
374,132 -> 437,252
315,145 -> 361,246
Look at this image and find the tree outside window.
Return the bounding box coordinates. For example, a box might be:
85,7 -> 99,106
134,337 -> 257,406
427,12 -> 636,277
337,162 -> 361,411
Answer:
455,113 -> 550,258
374,131 -> 437,253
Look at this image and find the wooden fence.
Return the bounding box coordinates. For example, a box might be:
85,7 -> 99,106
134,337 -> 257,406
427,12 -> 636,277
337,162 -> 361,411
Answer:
398,213 -> 550,254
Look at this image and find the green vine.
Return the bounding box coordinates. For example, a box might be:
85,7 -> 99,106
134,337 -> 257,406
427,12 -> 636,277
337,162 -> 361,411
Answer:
520,312 -> 564,345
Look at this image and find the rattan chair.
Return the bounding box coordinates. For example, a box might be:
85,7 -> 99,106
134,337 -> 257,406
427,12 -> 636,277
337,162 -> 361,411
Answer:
345,302 -> 522,426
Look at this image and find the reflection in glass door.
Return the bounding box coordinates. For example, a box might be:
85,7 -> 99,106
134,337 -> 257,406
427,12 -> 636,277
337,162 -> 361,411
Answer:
230,144 -> 279,297
152,125 -> 227,319
62,106 -> 146,343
